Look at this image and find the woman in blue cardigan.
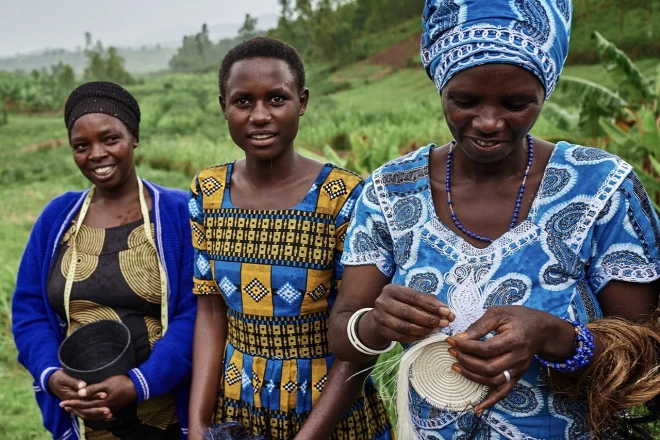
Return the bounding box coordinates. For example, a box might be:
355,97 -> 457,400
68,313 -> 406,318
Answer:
12,81 -> 196,440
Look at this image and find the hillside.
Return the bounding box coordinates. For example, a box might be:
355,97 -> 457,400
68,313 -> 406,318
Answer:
337,4 -> 660,73
569,0 -> 660,62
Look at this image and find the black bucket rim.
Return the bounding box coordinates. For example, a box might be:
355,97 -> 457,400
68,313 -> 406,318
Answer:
58,319 -> 133,377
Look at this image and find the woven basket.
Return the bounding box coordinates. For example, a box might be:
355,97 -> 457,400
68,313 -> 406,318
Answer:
409,334 -> 489,411
58,320 -> 136,384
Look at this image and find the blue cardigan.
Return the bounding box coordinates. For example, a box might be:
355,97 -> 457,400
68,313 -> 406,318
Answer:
12,180 -> 196,440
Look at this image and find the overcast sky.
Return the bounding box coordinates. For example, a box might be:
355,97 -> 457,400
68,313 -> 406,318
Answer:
0,0 -> 281,57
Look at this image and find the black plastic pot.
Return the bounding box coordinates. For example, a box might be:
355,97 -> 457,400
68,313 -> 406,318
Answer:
58,320 -> 136,384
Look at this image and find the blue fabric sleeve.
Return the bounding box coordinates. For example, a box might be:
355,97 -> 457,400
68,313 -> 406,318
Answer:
340,177 -> 396,277
587,172 -> 660,294
11,214 -> 64,394
333,180 -> 365,285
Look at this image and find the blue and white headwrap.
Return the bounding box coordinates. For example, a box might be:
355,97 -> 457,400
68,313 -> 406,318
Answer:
421,0 -> 572,99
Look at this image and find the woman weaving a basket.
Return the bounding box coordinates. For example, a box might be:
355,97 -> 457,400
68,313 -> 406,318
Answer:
328,0 -> 660,438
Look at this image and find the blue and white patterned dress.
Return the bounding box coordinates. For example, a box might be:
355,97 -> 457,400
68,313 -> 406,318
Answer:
342,142 -> 660,439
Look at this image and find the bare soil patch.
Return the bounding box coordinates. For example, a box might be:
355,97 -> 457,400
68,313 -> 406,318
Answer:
364,33 -> 422,68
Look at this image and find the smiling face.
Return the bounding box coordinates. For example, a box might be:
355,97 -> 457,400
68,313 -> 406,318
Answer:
69,113 -> 137,192
220,57 -> 309,162
441,64 -> 545,163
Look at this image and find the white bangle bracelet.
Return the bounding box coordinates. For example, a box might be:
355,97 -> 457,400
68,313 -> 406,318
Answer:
347,308 -> 397,356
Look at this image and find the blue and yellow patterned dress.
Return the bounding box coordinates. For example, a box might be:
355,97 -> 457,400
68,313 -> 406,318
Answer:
189,162 -> 394,440
342,142 -> 660,440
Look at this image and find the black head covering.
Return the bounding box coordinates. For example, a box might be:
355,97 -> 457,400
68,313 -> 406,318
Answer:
64,81 -> 141,140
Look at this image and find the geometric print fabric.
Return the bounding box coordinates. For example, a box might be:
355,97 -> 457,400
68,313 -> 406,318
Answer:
189,163 -> 393,439
203,209 -> 336,269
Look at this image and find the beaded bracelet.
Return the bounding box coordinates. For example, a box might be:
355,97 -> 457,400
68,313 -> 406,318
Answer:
534,319 -> 595,373
347,308 -> 397,356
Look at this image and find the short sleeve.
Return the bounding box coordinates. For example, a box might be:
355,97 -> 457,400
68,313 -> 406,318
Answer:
333,180 -> 365,285
189,174 -> 221,295
341,177 -> 396,277
587,171 -> 660,293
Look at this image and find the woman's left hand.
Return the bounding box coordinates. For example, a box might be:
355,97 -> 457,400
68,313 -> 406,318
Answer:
60,375 -> 137,416
446,305 -> 575,414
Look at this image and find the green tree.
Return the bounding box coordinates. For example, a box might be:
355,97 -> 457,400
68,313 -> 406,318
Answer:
0,66 -> 74,116
278,0 -> 294,26
195,24 -> 213,58
295,0 -> 313,20
52,62 -> 75,92
645,0 -> 660,39
269,0 -> 423,63
83,34 -> 134,85
615,0 -> 648,43
272,0 -> 309,56
105,47 -> 133,85
238,14 -> 259,41
85,51 -> 105,80
169,24 -> 232,73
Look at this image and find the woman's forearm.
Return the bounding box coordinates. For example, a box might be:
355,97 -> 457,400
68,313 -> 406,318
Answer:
294,359 -> 375,440
188,295 -> 228,440
329,310 -> 381,364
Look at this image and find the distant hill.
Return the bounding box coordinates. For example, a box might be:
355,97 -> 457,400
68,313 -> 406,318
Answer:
0,13 -> 278,74
0,46 -> 178,75
127,13 -> 278,48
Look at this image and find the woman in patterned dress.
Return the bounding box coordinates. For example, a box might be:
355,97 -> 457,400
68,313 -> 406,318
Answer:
12,82 -> 196,439
329,1 -> 660,439
187,37 -> 393,440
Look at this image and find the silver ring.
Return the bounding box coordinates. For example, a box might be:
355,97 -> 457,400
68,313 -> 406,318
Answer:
503,369 -> 511,383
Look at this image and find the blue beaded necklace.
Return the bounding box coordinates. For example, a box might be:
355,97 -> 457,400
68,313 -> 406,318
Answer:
446,134 -> 534,243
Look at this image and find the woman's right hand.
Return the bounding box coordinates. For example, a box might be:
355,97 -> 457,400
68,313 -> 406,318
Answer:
48,370 -> 86,401
48,370 -> 111,420
358,284 -> 455,348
